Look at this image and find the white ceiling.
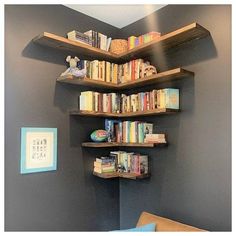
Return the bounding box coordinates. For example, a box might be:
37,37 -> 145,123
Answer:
64,4 -> 166,28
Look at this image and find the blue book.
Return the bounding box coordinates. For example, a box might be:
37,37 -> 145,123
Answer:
159,88 -> 179,109
105,119 -> 122,142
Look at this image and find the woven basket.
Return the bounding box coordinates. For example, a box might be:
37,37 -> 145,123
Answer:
110,39 -> 128,54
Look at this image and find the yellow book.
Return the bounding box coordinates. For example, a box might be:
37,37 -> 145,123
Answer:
94,167 -> 115,173
113,64 -> 118,84
94,161 -> 114,168
111,63 -> 114,83
102,61 -> 106,81
130,122 -> 136,143
106,61 -> 111,82
92,60 -> 99,80
85,91 -> 94,111
128,62 -> 132,81
129,36 -> 137,49
159,89 -> 166,109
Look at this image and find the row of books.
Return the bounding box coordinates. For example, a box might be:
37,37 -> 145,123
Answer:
67,30 -> 112,51
79,89 -> 179,113
104,119 -> 166,144
128,31 -> 161,50
67,30 -> 161,52
77,59 -> 155,83
94,151 -> 148,175
121,88 -> 179,113
105,119 -> 153,143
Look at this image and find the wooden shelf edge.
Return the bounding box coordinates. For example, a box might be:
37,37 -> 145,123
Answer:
70,108 -> 179,117
118,68 -> 194,89
82,142 -> 167,148
93,171 -> 150,180
33,32 -> 119,61
33,22 -> 210,62
57,75 -> 119,89
118,22 -> 210,60
93,171 -> 119,179
57,67 -> 194,89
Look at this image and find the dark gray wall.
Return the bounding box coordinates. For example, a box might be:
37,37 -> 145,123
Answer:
5,4 -> 231,232
119,5 -> 231,231
5,5 -> 121,231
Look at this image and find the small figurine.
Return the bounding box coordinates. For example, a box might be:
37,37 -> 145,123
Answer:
141,65 -> 157,78
60,56 -> 86,78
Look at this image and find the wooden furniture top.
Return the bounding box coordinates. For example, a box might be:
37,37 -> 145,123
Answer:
57,67 -> 193,90
33,22 -> 210,62
70,108 -> 179,118
82,142 -> 167,148
93,171 -> 150,180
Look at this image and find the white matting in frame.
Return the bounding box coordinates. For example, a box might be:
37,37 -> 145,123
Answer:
21,127 -> 57,174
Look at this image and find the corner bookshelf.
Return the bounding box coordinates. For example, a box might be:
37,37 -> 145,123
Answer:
33,22 -> 210,181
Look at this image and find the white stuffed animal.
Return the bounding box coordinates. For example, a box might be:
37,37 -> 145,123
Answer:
60,56 -> 86,78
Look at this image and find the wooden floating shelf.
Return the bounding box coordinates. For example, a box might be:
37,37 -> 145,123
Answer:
118,22 -> 210,61
57,75 -> 118,89
32,32 -> 118,61
57,68 -> 193,90
82,142 -> 167,148
33,22 -> 210,62
70,108 -> 179,118
93,171 -> 150,180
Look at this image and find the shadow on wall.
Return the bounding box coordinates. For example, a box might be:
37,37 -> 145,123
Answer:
22,41 -> 71,65
69,115 -> 105,147
147,36 -> 217,72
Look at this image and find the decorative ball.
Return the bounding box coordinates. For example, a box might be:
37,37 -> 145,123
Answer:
90,130 -> 108,142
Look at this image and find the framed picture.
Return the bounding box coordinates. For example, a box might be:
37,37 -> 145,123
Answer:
21,127 -> 57,174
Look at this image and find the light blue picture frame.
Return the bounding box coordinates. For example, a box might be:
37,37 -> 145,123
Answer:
21,127 -> 57,174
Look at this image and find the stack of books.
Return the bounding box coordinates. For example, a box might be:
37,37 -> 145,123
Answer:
93,151 -> 148,175
62,59 -> 156,83
67,30 -> 112,51
84,30 -> 111,51
121,88 -> 179,112
128,31 -> 161,50
79,89 -> 179,113
79,91 -> 121,113
105,119 -> 153,143
85,59 -> 154,83
93,156 -> 116,174
86,60 -> 118,83
144,134 -> 167,143
67,30 -> 92,46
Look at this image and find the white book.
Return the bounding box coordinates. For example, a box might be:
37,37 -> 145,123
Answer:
106,37 -> 112,51
98,33 -> 107,50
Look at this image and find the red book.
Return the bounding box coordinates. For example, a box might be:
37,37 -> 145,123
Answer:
135,154 -> 140,174
149,91 -> 153,110
144,93 -> 147,111
147,92 -> 150,110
